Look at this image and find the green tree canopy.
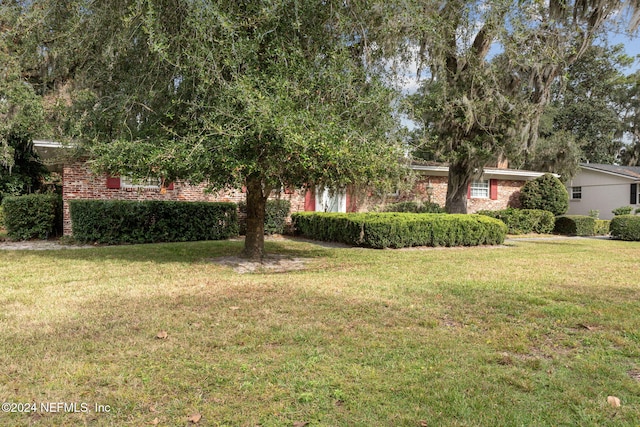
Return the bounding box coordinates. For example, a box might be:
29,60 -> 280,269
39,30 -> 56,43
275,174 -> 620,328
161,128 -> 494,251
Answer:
404,0 -> 640,212
18,0 -> 406,258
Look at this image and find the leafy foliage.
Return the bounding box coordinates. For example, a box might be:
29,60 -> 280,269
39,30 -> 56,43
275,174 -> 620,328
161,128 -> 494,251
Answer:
291,212 -> 507,248
519,174 -> 569,216
382,201 -> 444,213
477,208 -> 555,235
594,219 -> 610,236
25,0 -> 406,258
0,7 -> 49,201
1,194 -> 61,240
610,214 -> 640,240
554,215 -> 596,236
612,205 -> 634,216
69,200 -> 238,244
403,1 -> 640,212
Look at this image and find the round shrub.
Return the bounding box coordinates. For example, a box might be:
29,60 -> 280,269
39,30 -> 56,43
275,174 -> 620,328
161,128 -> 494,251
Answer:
610,215 -> 640,241
519,174 -> 568,216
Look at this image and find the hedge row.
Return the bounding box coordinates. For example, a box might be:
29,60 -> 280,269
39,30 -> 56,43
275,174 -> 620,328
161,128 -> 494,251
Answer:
477,208 -> 555,234
553,215 -> 596,236
382,201 -> 444,213
1,194 -> 62,240
70,200 -> 238,244
594,220 -> 611,236
291,212 -> 507,249
238,199 -> 291,235
610,215 -> 640,241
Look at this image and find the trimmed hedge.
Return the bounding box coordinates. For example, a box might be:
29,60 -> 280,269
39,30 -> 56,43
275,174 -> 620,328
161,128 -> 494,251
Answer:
554,215 -> 595,236
70,200 -> 238,244
519,174 -> 569,216
477,208 -> 555,234
383,201 -> 444,213
238,199 -> 291,235
291,212 -> 507,249
610,215 -> 640,241
1,194 -> 62,240
594,220 -> 611,236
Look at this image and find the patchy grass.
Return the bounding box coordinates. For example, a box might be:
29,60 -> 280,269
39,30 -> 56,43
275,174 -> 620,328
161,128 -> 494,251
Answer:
0,238 -> 639,426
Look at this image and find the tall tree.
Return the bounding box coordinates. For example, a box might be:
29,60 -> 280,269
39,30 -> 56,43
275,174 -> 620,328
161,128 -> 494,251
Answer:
552,44 -> 630,164
620,70 -> 640,165
0,2 -> 49,200
405,0 -> 640,213
22,0 -> 406,259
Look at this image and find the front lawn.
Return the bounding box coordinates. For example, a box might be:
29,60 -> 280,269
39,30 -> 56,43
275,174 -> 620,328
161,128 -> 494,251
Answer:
0,238 -> 639,426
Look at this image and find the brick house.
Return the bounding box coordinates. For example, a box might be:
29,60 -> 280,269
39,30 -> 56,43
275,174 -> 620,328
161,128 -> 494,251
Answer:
34,141 -> 548,236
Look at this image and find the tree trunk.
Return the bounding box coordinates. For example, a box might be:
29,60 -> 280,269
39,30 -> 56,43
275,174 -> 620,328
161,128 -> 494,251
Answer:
242,173 -> 268,260
445,159 -> 471,214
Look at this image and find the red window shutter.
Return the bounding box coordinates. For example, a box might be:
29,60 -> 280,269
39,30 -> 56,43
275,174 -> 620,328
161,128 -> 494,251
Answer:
167,182 -> 174,190
106,176 -> 121,189
467,183 -> 471,199
490,179 -> 498,200
304,188 -> 315,211
346,190 -> 356,212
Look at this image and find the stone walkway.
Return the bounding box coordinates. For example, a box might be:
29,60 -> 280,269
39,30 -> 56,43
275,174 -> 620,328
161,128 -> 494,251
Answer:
0,240 -> 95,250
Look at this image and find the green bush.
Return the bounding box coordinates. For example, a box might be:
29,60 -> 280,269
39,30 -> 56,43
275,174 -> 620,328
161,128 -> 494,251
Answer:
0,206 -> 4,229
238,199 -> 291,235
477,208 -> 555,234
554,215 -> 596,236
612,206 -> 633,216
594,220 -> 610,236
383,201 -> 444,213
610,215 -> 640,241
519,174 -> 569,216
1,194 -> 62,240
291,212 -> 507,249
70,200 -> 238,244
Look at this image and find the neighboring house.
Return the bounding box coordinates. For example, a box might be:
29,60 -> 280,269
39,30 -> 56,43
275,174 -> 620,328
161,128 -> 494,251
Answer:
33,140 -> 550,235
567,163 -> 640,220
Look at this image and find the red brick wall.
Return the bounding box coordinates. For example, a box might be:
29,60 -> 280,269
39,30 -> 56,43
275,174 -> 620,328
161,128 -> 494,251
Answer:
62,160 -> 306,235
62,161 -> 527,235
384,175 -> 523,212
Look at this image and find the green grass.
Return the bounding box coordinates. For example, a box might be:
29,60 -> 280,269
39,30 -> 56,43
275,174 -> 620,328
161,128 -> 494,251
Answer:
1,238 -> 639,426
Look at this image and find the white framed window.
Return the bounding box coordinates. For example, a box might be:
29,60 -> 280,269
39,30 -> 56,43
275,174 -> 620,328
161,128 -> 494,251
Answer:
120,176 -> 162,189
316,187 -> 346,212
571,186 -> 582,200
470,180 -> 489,198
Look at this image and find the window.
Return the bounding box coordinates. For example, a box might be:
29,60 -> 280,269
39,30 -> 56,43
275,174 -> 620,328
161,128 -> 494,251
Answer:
120,176 -> 162,189
470,180 -> 489,198
571,186 -> 582,200
316,187 -> 346,212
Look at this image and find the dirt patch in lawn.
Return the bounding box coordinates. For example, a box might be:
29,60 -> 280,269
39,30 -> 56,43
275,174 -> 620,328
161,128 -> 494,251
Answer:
210,254 -> 312,274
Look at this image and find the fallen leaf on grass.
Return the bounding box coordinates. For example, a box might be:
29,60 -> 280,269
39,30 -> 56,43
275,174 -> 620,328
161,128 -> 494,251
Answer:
187,413 -> 202,423
156,330 -> 168,339
149,405 -> 157,413
578,323 -> 593,331
230,306 -> 240,311
293,422 -> 309,427
148,417 -> 159,425
419,421 -> 428,427
607,396 -> 621,408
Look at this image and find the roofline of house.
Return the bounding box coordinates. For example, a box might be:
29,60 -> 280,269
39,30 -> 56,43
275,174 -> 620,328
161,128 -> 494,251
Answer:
410,164 -> 556,179
579,163 -> 640,181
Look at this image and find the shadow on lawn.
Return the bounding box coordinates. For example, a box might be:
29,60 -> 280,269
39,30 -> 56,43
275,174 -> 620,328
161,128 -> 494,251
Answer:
20,237 -> 344,265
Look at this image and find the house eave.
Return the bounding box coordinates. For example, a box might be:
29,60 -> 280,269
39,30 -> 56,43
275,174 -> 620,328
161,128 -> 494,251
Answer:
410,164 -> 554,180
579,164 -> 640,181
